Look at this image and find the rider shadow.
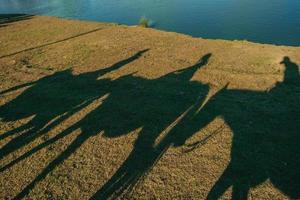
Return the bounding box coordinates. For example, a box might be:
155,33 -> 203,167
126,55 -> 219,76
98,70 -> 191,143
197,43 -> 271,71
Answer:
182,56 -> 300,200
91,53 -> 212,199
7,53 -> 212,199
0,49 -> 148,161
2,52 -> 299,200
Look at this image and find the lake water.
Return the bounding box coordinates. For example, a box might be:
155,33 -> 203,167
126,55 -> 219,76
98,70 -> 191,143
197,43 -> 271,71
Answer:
1,0 -> 300,46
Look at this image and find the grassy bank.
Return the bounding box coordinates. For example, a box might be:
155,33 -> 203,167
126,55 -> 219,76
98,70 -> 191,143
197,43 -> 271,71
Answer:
0,15 -> 299,200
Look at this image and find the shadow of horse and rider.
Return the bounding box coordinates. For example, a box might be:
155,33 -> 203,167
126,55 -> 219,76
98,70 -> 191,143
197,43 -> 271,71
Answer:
0,49 -> 299,199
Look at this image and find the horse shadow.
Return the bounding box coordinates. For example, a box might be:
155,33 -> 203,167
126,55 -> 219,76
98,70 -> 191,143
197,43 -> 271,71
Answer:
0,49 -> 148,161
2,52 -> 211,199
180,56 -> 300,200
2,52 -> 298,200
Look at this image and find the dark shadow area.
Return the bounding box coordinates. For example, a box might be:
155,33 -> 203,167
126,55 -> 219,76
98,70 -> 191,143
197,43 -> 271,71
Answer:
0,52 -> 299,200
0,52 -> 211,200
0,49 -> 149,161
0,14 -> 33,28
5,54 -> 210,199
91,53 -> 211,199
180,56 -> 299,200
0,25 -> 103,59
94,56 -> 300,200
94,57 -> 300,200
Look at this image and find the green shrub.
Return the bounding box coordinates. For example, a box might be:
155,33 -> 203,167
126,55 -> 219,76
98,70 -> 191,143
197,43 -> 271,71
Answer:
139,16 -> 150,28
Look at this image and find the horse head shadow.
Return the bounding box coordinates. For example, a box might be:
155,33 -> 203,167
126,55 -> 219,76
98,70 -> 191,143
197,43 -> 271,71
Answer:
190,56 -> 300,200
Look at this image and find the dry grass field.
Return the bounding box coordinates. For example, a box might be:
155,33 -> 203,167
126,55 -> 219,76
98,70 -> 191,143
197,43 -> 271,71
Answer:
0,15 -> 299,200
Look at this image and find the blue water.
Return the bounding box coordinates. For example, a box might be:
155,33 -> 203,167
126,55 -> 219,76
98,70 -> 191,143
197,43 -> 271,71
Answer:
1,0 -> 300,46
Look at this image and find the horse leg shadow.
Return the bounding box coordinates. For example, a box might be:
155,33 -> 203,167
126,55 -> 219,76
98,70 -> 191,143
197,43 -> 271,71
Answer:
207,164 -> 250,200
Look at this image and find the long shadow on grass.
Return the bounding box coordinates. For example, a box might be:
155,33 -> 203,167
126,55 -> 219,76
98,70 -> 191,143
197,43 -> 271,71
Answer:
192,57 -> 299,200
2,53 -> 299,200
0,26 -> 104,59
0,14 -> 33,28
91,53 -> 212,199
0,49 -> 148,161
2,52 -> 211,199
93,56 -> 300,199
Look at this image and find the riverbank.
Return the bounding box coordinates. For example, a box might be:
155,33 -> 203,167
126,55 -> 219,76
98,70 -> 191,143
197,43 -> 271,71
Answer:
0,15 -> 299,199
